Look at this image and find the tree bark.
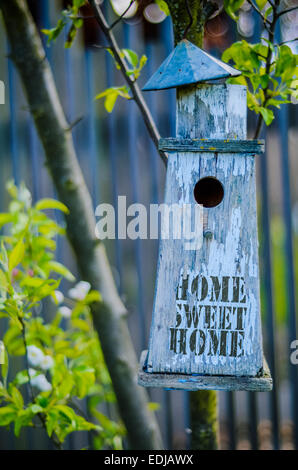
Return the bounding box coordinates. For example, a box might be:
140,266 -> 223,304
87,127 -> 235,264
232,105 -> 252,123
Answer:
165,0 -> 219,450
166,0 -> 218,45
0,0 -> 163,450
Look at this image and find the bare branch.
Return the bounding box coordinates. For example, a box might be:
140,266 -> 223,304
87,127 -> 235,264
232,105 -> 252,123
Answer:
183,0 -> 194,39
279,36 -> 298,46
109,0 -> 136,30
88,0 -> 168,167
246,0 -> 271,31
277,5 -> 298,18
206,5 -> 224,21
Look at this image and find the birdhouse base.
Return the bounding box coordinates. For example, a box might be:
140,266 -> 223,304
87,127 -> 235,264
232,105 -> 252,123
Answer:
138,351 -> 272,392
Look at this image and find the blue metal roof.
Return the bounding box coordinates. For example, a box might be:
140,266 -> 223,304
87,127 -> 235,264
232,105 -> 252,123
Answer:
142,39 -> 241,91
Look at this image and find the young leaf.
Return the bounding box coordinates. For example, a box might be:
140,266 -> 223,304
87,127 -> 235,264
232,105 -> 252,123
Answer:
45,260 -> 75,282
255,0 -> 267,9
155,0 -> 170,16
8,240 -> 25,272
224,0 -> 245,20
35,199 -> 69,214
0,213 -> 14,229
11,386 -> 24,410
95,87 -> 131,113
259,107 -> 274,125
0,344 -> 8,387
42,19 -> 67,45
0,406 -> 17,426
122,49 -> 139,68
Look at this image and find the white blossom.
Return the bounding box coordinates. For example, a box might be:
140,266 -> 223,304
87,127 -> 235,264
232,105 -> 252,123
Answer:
28,368 -> 38,379
68,281 -> 91,301
30,373 -> 52,392
40,355 -> 54,370
76,281 -> 91,294
58,306 -> 72,318
111,0 -> 138,19
27,345 -> 44,367
52,290 -> 64,304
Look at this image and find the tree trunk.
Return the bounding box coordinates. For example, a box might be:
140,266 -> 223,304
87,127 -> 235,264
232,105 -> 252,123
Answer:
165,0 -> 219,450
166,0 -> 205,45
190,391 -> 218,450
0,0 -> 163,450
166,1 -> 218,45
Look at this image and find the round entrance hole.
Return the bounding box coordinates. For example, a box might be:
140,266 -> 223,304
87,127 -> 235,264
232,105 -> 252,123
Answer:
193,177 -> 224,208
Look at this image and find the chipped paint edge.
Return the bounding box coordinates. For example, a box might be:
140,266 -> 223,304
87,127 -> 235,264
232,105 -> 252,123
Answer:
138,351 -> 272,392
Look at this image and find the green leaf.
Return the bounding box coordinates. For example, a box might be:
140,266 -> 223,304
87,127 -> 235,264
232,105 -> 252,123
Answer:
46,409 -> 59,438
45,260 -> 75,282
36,396 -> 49,409
255,0 -> 267,9
11,386 -> 24,410
42,19 -> 67,44
0,406 -> 17,426
22,278 -> 60,301
14,370 -> 29,387
147,402 -> 160,412
8,240 -> 25,272
224,0 -> 245,20
95,86 -> 131,113
65,21 -> 82,49
264,6 -> 273,19
0,213 -> 14,229
30,404 -> 44,414
84,290 -> 102,304
0,242 -> 8,272
1,344 -> 8,387
35,198 -> 69,214
155,0 -> 170,16
55,405 -> 76,422
71,318 -> 90,332
260,74 -> 269,89
259,107 -> 275,125
14,408 -> 34,437
247,91 -> 260,111
266,98 -> 283,108
122,49 -> 138,68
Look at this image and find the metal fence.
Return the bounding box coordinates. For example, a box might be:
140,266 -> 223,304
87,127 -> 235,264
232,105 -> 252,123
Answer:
0,0 -> 297,450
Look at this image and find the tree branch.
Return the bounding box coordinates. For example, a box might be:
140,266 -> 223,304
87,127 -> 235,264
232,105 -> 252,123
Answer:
277,5 -> 298,18
247,0 -> 271,31
0,0 -> 163,450
183,0 -> 194,39
109,0 -> 136,30
254,0 -> 281,138
88,0 -> 168,167
279,36 -> 298,46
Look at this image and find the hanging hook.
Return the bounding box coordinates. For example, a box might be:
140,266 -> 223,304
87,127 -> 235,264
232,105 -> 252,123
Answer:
183,0 -> 193,39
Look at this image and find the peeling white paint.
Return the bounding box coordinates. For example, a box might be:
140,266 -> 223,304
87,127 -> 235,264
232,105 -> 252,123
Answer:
147,84 -> 263,377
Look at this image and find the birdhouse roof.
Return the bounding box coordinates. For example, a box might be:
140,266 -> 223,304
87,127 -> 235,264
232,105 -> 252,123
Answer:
142,39 -> 241,91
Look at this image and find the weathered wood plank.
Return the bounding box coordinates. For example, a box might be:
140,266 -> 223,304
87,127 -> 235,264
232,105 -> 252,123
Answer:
159,138 -> 265,154
146,84 -> 264,378
138,351 -> 272,392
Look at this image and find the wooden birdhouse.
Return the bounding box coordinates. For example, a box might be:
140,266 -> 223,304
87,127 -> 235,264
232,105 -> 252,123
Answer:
138,40 -> 272,392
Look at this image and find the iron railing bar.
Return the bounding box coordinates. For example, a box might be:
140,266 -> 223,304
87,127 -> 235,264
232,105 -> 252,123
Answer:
124,22 -> 147,351
258,127 -> 280,449
104,1 -> 123,296
227,392 -> 237,449
277,105 -> 298,449
85,48 -> 100,207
